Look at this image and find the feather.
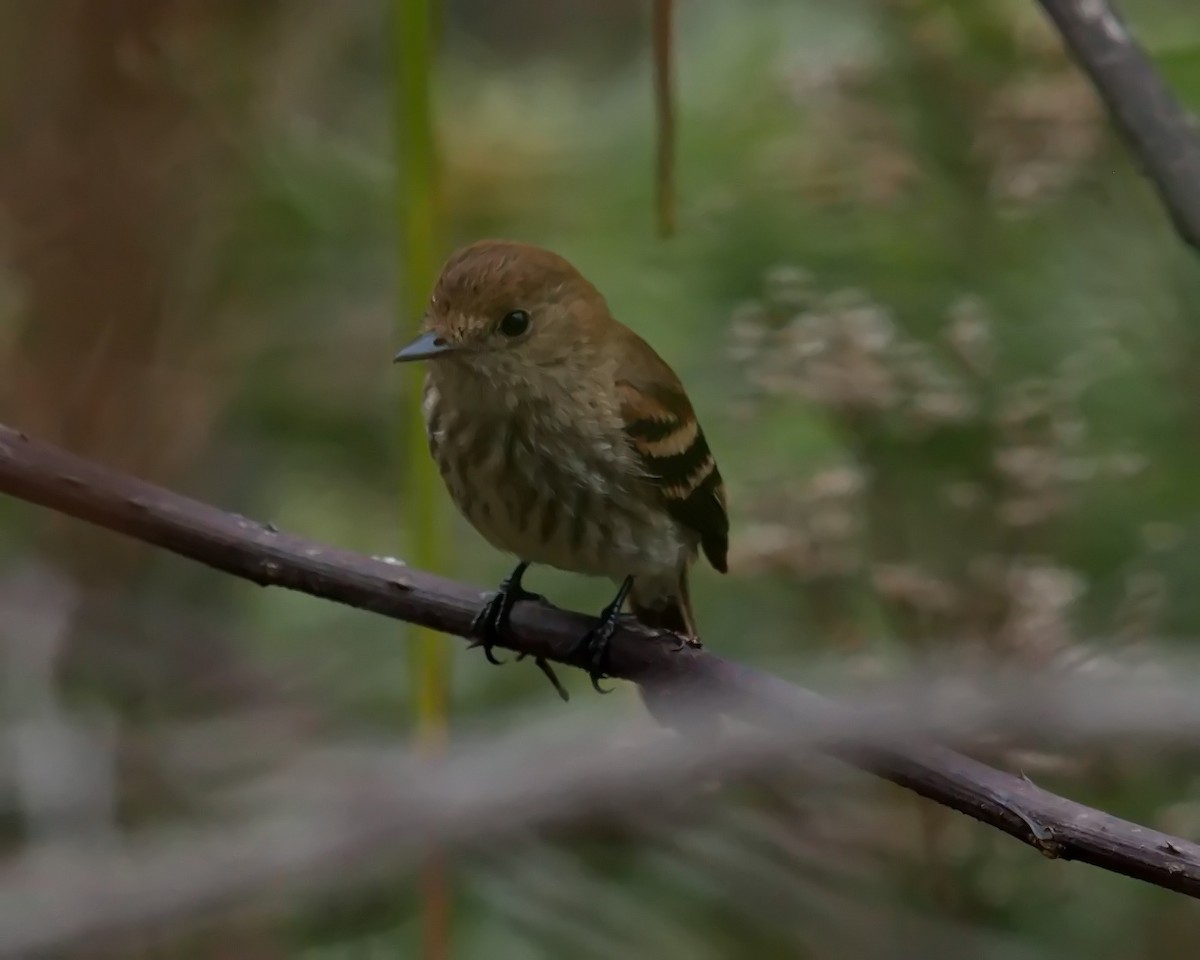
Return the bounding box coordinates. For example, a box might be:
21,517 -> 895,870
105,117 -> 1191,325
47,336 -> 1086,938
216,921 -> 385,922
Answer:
617,363 -> 729,574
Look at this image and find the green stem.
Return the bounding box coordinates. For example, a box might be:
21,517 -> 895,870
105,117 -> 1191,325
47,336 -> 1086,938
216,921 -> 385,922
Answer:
392,0 -> 450,956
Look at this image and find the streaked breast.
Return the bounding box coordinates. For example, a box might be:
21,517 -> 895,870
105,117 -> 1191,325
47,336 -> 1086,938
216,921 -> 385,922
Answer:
422,380 -> 690,579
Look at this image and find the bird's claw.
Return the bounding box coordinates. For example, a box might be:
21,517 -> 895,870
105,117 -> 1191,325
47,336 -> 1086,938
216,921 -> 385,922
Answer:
568,577 -> 635,695
469,566 -> 569,701
571,611 -> 631,695
469,574 -> 544,667
515,650 -> 564,696
468,597 -> 508,665
528,654 -> 571,703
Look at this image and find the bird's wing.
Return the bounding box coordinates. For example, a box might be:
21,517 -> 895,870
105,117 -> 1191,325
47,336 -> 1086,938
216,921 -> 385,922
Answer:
616,362 -> 729,574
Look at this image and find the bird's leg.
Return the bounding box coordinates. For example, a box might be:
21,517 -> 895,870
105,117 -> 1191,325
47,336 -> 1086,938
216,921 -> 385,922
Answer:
469,561 -> 570,703
469,561 -> 539,664
571,576 -> 635,694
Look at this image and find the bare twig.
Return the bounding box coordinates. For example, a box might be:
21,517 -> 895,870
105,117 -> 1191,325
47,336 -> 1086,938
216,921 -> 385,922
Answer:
2,422 -> 1200,899
1037,0 -> 1200,253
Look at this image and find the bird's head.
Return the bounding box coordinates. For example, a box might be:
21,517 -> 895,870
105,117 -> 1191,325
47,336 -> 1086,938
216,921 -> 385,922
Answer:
393,240 -> 609,385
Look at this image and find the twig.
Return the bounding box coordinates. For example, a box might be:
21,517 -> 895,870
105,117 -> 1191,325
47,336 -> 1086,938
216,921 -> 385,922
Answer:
1037,0 -> 1200,253
2,422 -> 1200,898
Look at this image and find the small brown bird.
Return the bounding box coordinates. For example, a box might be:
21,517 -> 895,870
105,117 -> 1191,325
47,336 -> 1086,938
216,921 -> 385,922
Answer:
393,240 -> 728,700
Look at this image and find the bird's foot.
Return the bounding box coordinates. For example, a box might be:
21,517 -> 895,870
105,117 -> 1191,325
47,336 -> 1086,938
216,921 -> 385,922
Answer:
468,563 -> 569,703
570,576 -> 635,694
570,606 -> 634,695
469,564 -> 542,665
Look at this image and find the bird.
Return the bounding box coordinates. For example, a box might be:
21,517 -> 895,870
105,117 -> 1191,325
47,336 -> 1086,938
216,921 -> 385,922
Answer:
393,239 -> 728,702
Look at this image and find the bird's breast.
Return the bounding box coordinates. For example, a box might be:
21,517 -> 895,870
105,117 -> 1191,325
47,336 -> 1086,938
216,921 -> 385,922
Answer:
422,378 -> 691,579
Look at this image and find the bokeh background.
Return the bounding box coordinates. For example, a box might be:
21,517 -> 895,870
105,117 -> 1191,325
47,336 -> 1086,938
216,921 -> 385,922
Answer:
3,0 -> 1200,956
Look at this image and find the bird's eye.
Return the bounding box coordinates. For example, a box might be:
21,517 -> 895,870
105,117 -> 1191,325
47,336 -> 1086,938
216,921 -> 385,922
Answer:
499,310 -> 531,337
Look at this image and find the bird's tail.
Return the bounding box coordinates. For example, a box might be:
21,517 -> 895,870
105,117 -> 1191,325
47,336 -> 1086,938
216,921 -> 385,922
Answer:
628,569 -> 709,733
628,567 -> 697,639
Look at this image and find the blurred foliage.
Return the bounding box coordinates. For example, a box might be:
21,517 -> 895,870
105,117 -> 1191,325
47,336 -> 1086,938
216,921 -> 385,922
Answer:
3,0 -> 1200,956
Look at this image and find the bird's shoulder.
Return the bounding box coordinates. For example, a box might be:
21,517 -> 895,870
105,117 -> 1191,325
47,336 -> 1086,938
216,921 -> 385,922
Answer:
610,323 -> 729,573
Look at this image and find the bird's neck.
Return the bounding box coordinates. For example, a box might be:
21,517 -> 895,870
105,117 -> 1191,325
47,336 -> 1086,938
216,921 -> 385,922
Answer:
427,353 -> 619,432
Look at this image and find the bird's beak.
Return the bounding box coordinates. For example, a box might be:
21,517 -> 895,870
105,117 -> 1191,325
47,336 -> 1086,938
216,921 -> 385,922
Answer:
393,331 -> 457,363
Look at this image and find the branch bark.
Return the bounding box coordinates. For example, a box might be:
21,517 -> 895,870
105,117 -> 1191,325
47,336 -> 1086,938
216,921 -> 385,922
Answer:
1037,0 -> 1200,253
2,422 -> 1200,897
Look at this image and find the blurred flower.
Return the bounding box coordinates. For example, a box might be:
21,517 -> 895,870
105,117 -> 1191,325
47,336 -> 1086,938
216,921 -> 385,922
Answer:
731,467 -> 866,580
975,71 -> 1104,211
871,564 -> 957,617
730,257 -> 1149,669
727,302 -> 771,363
762,265 -> 817,315
943,295 -> 993,377
999,561 -> 1085,660
1114,569 -> 1167,646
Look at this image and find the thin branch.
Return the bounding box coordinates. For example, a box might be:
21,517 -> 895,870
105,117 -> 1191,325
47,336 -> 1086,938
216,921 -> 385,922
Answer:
2,423 -> 1200,898
1037,0 -> 1200,253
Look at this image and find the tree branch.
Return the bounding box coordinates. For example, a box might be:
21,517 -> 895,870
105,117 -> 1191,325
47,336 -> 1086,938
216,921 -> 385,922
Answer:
2,422 -> 1200,896
1037,0 -> 1200,253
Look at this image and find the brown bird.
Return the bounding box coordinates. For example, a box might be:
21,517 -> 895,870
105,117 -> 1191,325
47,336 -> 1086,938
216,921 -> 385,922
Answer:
393,240 -> 728,700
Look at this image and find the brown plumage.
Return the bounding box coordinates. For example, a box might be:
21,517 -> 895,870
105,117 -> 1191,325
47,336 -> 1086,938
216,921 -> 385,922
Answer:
393,239 -> 728,698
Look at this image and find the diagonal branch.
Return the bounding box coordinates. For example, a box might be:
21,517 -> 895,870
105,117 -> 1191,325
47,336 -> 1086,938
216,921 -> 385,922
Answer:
2,422 -> 1200,897
1037,0 -> 1200,253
